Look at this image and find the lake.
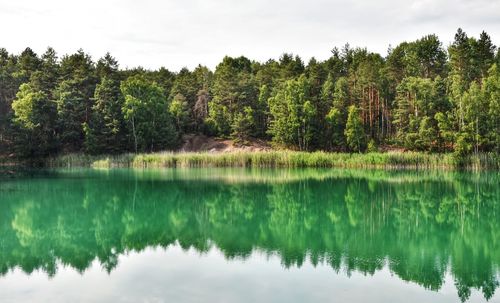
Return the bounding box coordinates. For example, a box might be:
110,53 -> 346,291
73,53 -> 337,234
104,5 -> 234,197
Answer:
0,168 -> 498,303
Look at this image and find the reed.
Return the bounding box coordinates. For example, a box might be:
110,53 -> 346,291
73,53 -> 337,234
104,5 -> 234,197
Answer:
46,151 -> 500,170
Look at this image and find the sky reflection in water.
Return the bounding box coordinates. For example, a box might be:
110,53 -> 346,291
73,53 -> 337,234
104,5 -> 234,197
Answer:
0,168 -> 498,303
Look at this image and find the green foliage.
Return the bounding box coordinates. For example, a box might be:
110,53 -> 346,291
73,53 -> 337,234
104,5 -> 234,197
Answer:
11,83 -> 58,158
170,66 -> 212,131
12,84 -> 44,130
55,79 -> 91,150
367,139 -> 378,152
345,105 -> 366,152
208,56 -> 258,138
231,106 -> 255,142
417,116 -> 438,151
386,34 -> 447,80
435,112 -> 455,150
84,76 -> 126,154
268,75 -> 316,150
323,75 -> 349,149
393,76 -> 453,151
325,107 -> 342,145
483,64 -> 500,152
169,93 -> 190,133
254,84 -> 270,137
453,131 -> 474,166
55,50 -> 97,151
121,75 -> 178,152
462,82 -> 487,154
1,29 -> 500,160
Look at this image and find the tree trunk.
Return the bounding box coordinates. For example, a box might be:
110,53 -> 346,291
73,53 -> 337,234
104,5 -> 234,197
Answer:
132,117 -> 137,153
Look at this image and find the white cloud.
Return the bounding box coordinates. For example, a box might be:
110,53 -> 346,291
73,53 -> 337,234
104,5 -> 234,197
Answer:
0,0 -> 498,71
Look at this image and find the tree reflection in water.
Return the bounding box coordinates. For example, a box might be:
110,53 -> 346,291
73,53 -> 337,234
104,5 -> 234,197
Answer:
0,168 -> 498,302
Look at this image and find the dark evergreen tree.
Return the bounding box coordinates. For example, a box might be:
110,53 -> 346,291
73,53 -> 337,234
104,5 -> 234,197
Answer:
56,50 -> 97,151
1,30 -> 499,159
84,54 -> 127,154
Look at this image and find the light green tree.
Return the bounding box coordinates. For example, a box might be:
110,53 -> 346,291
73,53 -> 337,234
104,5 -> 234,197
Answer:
324,76 -> 349,149
11,83 -> 57,157
268,75 -> 315,150
121,76 -> 177,152
344,105 -> 366,152
169,93 -> 190,134
482,64 -> 500,152
462,82 -> 487,154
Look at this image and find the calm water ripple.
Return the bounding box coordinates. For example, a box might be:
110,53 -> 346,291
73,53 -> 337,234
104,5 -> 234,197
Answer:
0,168 -> 498,302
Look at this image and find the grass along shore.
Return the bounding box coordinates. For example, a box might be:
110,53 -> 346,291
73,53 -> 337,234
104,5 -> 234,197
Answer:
46,151 -> 500,170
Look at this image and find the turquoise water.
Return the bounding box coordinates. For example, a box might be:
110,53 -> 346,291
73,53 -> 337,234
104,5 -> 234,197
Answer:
0,168 -> 498,302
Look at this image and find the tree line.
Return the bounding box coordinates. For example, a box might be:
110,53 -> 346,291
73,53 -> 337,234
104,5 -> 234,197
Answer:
1,28 -> 499,159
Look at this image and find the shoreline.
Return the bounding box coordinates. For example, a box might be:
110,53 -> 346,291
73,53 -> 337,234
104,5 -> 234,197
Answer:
43,151 -> 499,170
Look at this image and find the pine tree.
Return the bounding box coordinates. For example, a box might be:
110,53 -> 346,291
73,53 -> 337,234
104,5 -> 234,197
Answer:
208,56 -> 258,138
231,106 -> 254,142
84,77 -> 126,154
56,50 -> 97,151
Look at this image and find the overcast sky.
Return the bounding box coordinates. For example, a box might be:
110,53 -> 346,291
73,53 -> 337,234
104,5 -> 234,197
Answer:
1,0 -> 499,71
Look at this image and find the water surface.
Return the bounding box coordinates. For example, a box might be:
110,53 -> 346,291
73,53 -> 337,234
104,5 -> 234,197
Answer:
0,168 -> 498,302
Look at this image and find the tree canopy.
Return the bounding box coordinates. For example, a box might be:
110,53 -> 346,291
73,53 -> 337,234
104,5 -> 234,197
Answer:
1,29 -> 499,159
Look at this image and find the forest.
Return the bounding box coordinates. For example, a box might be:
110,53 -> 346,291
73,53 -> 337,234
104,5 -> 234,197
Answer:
0,28 -> 499,160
